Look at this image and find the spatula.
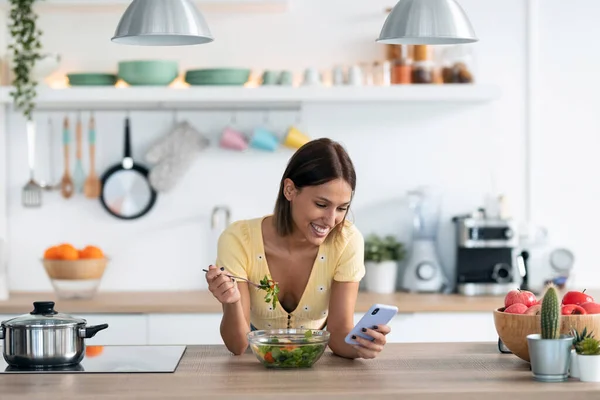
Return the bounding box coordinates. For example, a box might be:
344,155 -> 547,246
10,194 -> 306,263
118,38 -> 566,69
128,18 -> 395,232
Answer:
22,120 -> 42,208
84,115 -> 101,199
73,114 -> 86,193
60,117 -> 74,199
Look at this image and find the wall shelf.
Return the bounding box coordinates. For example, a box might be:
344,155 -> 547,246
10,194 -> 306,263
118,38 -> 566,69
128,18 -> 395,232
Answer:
0,0 -> 289,13
0,85 -> 502,111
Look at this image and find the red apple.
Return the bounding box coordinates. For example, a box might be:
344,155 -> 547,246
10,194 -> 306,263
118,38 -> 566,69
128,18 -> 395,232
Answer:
504,289 -> 537,308
561,304 -> 587,315
524,304 -> 542,315
581,302 -> 600,314
562,290 -> 594,306
504,303 -> 528,314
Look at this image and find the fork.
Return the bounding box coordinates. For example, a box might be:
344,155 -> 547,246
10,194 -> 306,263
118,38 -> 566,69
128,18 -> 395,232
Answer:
22,120 -> 42,208
202,269 -> 268,289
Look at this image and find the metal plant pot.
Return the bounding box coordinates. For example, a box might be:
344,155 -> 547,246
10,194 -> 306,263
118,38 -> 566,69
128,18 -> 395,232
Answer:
527,333 -> 573,382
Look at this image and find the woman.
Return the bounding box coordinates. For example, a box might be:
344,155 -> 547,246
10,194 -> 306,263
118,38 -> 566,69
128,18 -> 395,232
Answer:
205,138 -> 391,359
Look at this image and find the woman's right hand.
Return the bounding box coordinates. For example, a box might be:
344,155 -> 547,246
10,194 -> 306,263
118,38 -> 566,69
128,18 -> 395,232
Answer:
205,265 -> 241,305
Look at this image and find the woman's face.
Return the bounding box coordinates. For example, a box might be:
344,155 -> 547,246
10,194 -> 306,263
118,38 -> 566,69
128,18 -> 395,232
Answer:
284,178 -> 353,246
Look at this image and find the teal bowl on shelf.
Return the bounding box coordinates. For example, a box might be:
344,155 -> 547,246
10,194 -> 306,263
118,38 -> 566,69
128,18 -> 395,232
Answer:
184,68 -> 250,86
67,73 -> 118,86
118,60 -> 179,86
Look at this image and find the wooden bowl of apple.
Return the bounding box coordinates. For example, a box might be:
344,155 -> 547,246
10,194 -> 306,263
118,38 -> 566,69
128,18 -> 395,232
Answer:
494,288 -> 600,362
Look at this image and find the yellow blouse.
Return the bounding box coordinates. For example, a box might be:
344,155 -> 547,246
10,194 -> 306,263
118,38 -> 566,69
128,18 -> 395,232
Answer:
215,215 -> 365,330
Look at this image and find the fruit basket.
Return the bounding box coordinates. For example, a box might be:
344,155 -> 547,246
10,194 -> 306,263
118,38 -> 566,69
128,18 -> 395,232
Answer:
247,329 -> 330,369
42,244 -> 108,299
494,288 -> 600,362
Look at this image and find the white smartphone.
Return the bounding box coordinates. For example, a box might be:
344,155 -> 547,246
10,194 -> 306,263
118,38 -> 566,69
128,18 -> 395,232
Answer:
344,303 -> 398,345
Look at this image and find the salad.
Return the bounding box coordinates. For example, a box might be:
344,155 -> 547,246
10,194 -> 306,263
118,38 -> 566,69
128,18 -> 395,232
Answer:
250,330 -> 327,368
259,275 -> 280,310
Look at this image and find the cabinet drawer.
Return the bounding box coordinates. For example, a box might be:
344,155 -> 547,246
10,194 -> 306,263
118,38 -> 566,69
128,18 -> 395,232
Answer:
148,314 -> 224,345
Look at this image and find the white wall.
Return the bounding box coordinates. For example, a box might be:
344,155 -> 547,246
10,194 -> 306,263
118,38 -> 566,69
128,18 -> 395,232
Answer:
531,0 -> 600,288
2,0 -> 536,292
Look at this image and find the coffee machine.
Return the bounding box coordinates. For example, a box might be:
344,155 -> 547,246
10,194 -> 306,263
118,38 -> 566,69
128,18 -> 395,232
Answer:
453,211 -> 523,296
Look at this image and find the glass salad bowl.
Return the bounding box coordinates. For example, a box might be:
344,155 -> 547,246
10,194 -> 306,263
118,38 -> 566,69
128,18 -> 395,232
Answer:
247,329 -> 330,369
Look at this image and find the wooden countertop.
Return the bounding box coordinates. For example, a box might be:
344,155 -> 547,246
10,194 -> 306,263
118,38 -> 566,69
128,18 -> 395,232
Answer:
0,290 -> 516,314
1,289 -> 597,315
1,342 -> 599,399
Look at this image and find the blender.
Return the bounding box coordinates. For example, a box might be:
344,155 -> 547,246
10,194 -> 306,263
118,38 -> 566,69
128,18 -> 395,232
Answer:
398,187 -> 449,293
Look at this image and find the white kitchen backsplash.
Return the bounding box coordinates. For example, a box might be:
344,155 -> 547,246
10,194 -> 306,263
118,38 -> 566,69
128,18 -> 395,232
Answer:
17,0 -> 600,292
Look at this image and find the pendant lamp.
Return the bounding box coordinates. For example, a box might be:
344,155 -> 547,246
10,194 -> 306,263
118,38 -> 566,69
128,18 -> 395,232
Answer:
112,0 -> 214,46
377,0 -> 478,45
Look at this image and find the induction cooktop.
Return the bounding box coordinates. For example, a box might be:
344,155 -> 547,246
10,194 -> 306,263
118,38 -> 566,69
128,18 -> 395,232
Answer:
0,345 -> 186,374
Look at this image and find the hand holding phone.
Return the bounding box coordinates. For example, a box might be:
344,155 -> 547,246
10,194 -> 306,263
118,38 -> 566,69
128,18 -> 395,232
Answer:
344,303 -> 398,345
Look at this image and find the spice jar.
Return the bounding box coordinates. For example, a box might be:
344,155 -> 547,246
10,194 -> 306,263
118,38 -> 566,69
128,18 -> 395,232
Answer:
441,45 -> 475,84
411,45 -> 434,84
391,45 -> 412,84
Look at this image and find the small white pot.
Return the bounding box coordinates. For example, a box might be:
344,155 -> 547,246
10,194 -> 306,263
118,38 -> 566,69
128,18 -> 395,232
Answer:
570,350 -> 579,378
364,260 -> 398,294
577,354 -> 600,382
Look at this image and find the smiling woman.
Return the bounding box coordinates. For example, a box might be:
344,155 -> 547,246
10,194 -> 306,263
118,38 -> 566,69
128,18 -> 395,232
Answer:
205,138 -> 392,360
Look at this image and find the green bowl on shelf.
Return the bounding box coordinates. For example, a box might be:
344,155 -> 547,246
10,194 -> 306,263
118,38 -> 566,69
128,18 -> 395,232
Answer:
184,68 -> 250,86
118,60 -> 179,86
67,73 -> 118,86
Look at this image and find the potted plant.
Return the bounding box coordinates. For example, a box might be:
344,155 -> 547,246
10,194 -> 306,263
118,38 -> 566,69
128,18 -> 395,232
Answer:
7,0 -> 44,121
363,233 -> 405,294
570,327 -> 594,379
526,284 -> 574,382
575,337 -> 600,382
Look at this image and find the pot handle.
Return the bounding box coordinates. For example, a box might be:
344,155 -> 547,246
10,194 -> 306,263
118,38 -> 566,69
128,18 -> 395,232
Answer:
79,323 -> 109,339
0,326 -> 3,340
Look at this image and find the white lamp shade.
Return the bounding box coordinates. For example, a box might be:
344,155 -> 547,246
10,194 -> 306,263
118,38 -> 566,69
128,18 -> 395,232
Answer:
377,0 -> 478,45
112,0 -> 214,46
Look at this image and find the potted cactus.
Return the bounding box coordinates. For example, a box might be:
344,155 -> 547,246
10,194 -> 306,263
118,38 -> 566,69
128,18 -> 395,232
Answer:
363,233 -> 405,294
575,336 -> 600,382
526,284 -> 574,382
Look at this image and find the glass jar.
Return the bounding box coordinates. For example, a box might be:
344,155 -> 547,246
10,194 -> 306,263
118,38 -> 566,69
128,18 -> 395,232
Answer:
411,45 -> 433,84
441,45 -> 476,84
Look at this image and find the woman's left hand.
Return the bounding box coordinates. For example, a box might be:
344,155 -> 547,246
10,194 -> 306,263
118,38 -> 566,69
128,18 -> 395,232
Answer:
351,324 -> 391,359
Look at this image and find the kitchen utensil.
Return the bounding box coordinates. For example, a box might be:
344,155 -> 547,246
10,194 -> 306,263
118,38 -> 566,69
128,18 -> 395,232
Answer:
60,117 -> 74,199
283,126 -> 310,150
73,115 -> 86,193
201,269 -> 267,289
0,301 -> 109,368
247,329 -> 330,369
99,117 -> 157,220
22,120 -> 42,208
493,309 -> 600,362
184,68 -> 250,86
67,73 -> 118,86
220,127 -> 248,151
84,115 -> 101,199
118,60 -> 179,86
42,258 -> 108,299
249,128 -> 279,152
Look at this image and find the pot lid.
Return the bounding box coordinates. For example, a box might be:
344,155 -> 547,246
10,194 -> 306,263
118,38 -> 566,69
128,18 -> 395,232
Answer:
1,301 -> 86,328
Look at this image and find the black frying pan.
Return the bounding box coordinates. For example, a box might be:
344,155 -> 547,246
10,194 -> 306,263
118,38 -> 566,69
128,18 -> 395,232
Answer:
100,117 -> 157,220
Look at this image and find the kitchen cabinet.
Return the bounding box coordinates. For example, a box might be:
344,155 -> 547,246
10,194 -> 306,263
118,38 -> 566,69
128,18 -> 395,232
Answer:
0,312 -> 499,346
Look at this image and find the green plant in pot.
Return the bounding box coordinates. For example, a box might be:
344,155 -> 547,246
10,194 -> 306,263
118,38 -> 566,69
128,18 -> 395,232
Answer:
7,0 -> 43,121
526,284 -> 574,382
363,234 -> 406,294
569,327 -> 594,379
574,335 -> 600,382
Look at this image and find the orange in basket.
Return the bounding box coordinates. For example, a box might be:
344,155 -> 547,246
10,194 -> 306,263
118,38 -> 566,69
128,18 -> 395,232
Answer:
80,245 -> 104,259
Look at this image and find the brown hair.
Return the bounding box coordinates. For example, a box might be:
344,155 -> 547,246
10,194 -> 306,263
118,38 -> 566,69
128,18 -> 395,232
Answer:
273,138 -> 357,236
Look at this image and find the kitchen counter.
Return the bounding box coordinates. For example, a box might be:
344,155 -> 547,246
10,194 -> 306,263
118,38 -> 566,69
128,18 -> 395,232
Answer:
2,289 -> 597,315
0,290 -> 522,314
1,342 -> 598,399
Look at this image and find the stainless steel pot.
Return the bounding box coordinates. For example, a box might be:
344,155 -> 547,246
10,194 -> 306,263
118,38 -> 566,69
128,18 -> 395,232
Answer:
0,301 -> 109,368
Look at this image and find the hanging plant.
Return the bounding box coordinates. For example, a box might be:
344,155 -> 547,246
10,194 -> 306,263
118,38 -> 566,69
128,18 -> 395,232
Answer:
8,0 -> 43,121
